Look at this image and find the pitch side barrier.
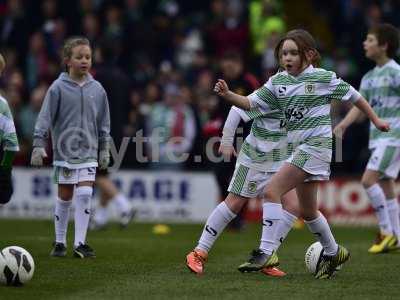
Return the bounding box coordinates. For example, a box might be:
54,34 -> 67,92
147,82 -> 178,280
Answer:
1,169 -> 397,225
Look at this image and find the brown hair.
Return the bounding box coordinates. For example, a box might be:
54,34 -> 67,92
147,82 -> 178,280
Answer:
0,53 -> 5,73
368,23 -> 399,58
274,29 -> 321,68
62,36 -> 91,71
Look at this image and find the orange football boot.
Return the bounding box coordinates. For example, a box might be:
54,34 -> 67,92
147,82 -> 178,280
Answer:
186,249 -> 208,275
261,266 -> 286,277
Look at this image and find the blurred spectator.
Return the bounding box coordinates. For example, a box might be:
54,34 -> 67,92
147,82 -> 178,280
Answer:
124,0 -> 143,24
0,0 -> 29,66
261,31 -> 281,80
0,48 -> 19,88
141,81 -> 161,116
175,28 -> 204,70
217,50 -> 259,118
122,89 -> 147,169
147,83 -> 196,170
78,0 -> 102,15
93,40 -> 131,149
206,0 -> 249,57
19,83 -> 47,144
81,13 -> 101,46
249,0 -> 286,56
26,32 -> 49,90
104,5 -> 124,41
17,83 -> 48,164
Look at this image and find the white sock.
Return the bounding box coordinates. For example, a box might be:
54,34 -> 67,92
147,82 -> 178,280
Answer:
113,193 -> 131,214
274,209 -> 297,250
74,186 -> 93,247
366,184 -> 392,235
196,202 -> 236,252
259,202 -> 283,255
387,199 -> 400,239
305,212 -> 338,256
93,206 -> 109,226
55,198 -> 72,245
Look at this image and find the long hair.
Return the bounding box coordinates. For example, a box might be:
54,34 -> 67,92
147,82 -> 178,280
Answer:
274,29 -> 321,68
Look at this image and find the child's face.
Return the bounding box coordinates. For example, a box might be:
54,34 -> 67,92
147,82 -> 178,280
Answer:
280,39 -> 303,76
363,34 -> 386,60
66,45 -> 92,77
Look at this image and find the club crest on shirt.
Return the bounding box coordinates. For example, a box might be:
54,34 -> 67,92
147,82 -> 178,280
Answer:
63,168 -> 73,178
305,83 -> 315,94
248,181 -> 257,193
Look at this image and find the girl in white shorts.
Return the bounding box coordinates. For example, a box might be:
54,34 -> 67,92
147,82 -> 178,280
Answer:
214,29 -> 389,279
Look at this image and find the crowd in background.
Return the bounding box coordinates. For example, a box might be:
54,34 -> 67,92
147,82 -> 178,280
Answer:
1,0 -> 400,176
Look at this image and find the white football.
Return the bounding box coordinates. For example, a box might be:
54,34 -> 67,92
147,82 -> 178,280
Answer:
0,246 -> 35,286
305,241 -> 324,274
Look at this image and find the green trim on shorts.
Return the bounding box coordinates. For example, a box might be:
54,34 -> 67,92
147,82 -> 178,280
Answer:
53,167 -> 59,184
290,150 -> 312,169
230,165 -> 249,194
379,146 -> 396,172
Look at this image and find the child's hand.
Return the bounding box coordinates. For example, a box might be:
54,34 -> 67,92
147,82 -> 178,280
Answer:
218,144 -> 237,159
30,147 -> 47,167
214,79 -> 230,97
333,123 -> 347,139
374,119 -> 390,132
99,149 -> 110,170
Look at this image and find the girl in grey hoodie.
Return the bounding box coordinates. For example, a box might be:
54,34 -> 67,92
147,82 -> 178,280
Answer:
31,37 -> 110,258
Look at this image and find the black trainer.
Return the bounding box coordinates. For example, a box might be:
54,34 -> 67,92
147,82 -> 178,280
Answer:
73,243 -> 96,258
237,249 -> 279,273
119,208 -> 137,229
50,242 -> 67,257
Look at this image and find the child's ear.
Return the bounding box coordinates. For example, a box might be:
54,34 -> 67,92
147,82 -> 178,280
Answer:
64,57 -> 71,68
306,49 -> 316,63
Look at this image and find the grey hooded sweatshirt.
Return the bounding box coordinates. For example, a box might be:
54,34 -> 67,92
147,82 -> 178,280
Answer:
33,72 -> 110,169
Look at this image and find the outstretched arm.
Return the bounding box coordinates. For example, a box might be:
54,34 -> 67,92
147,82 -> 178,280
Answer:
214,79 -> 251,110
333,106 -> 364,137
353,96 -> 389,131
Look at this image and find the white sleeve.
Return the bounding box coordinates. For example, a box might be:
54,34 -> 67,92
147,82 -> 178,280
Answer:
232,106 -> 251,122
221,107 -> 242,146
348,86 -> 362,102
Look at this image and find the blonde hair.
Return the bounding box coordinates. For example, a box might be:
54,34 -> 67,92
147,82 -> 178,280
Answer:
0,53 -> 5,73
62,36 -> 91,71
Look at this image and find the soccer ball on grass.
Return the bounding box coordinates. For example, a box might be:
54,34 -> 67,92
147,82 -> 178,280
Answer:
305,242 -> 342,275
0,246 -> 35,286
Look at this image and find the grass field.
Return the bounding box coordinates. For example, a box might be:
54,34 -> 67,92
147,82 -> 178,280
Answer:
0,219 -> 399,300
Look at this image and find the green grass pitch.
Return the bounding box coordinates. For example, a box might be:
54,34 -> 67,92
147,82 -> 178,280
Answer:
0,219 -> 399,299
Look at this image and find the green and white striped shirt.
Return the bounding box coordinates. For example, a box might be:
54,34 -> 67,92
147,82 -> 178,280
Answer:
0,95 -> 19,151
248,65 -> 360,163
359,59 -> 400,149
234,106 -> 289,172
